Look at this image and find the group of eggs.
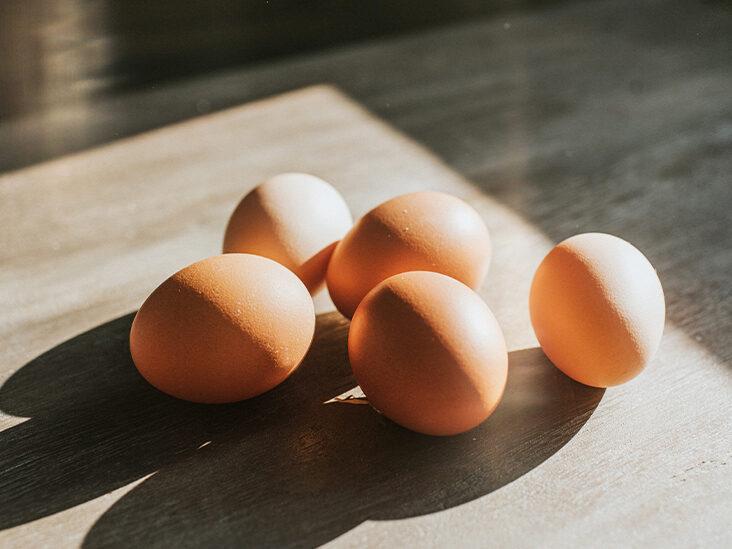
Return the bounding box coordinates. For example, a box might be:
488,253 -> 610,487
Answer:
130,173 -> 665,436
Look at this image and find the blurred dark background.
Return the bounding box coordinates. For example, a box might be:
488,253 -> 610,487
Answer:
1,0 -> 556,120
1,0 -> 729,178
0,0 -> 564,171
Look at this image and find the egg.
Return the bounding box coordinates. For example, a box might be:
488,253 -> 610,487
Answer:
130,254 -> 315,403
223,172 -> 353,294
326,191 -> 491,318
529,233 -> 665,387
349,271 -> 508,436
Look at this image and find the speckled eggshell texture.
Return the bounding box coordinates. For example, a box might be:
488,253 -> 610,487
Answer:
348,271 -> 508,436
326,191 -> 491,318
130,254 -> 316,403
529,232 -> 665,388
223,173 -> 353,294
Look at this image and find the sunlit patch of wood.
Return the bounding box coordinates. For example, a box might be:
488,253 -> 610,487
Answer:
324,387 -> 368,405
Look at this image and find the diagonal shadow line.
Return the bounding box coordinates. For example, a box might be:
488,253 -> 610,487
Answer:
0,311 -> 602,546
5,76 -> 717,543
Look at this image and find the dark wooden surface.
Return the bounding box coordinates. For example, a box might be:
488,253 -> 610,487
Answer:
0,85 -> 613,546
2,0 -> 730,373
1,0 -> 730,546
2,313 -> 601,547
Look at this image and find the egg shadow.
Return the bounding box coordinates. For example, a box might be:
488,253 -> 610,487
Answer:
0,313 -> 603,545
0,313 -> 257,530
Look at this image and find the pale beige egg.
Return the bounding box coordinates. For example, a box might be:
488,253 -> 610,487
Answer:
530,233 -> 665,387
130,254 -> 315,403
223,173 -> 353,294
349,271 -> 508,436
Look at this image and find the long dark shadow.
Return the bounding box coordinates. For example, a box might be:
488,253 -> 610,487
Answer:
33,316 -> 612,546
0,311 -> 602,544
0,312 -> 348,530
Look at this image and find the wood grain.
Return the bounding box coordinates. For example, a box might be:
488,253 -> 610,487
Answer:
2,0 -> 728,369
0,84 -> 729,548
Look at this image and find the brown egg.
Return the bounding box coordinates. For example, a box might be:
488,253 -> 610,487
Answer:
349,271 -> 508,436
223,173 -> 353,294
130,254 -> 315,403
530,233 -> 665,388
326,191 -> 491,318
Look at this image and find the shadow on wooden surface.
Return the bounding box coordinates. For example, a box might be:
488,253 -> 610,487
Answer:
0,312 -> 603,545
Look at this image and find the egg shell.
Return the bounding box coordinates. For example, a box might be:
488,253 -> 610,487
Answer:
348,271 -> 508,436
130,254 -> 316,403
223,173 -> 353,294
529,232 -> 665,388
326,191 -> 491,318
